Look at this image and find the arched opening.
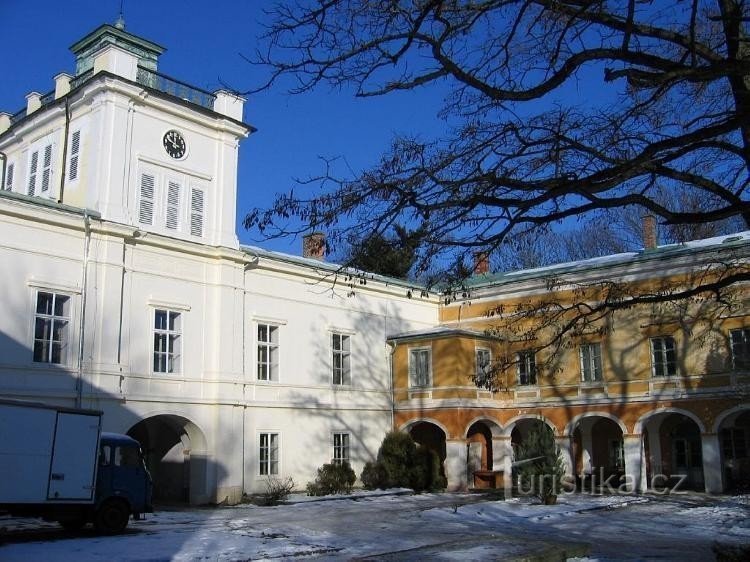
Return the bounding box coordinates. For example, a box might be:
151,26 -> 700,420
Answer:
717,408 -> 750,492
509,417 -> 554,491
570,416 -> 625,490
466,420 -> 503,489
642,412 -> 705,491
408,421 -> 447,461
127,415 -> 208,505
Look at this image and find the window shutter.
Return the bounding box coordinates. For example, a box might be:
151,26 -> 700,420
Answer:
68,131 -> 80,181
190,187 -> 204,237
28,150 -> 39,196
165,181 -> 181,230
41,144 -> 52,192
138,173 -> 155,225
5,163 -> 13,191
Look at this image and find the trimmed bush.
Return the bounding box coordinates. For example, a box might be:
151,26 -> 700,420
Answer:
258,476 -> 295,506
361,460 -> 388,490
306,462 -> 357,496
361,431 -> 446,493
378,431 -> 417,488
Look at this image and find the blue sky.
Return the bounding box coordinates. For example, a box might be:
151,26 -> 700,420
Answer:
0,0 -> 447,255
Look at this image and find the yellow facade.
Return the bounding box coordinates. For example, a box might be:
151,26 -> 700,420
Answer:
389,238 -> 750,493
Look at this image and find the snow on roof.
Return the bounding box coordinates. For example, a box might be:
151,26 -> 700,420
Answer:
464,230 -> 750,289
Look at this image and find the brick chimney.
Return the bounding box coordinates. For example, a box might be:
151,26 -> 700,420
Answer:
642,214 -> 657,250
473,251 -> 490,275
302,232 -> 326,260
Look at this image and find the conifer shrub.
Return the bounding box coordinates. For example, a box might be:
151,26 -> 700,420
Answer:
515,423 -> 565,504
306,462 -> 357,496
361,431 -> 446,492
361,460 -> 388,490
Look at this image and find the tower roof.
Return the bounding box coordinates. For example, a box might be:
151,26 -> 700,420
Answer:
69,24 -> 166,76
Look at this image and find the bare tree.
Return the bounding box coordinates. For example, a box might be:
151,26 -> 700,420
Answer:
246,0 -> 750,278
244,1 -> 750,386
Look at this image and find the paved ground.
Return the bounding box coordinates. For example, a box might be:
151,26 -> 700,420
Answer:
1,491 -> 748,560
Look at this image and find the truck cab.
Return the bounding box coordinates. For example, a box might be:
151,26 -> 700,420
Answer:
92,433 -> 153,532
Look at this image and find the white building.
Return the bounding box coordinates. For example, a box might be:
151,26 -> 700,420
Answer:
0,22 -> 437,504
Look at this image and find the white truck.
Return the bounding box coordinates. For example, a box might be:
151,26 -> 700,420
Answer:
0,399 -> 152,533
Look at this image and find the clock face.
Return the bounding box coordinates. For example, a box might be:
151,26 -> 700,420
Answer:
163,130 -> 186,159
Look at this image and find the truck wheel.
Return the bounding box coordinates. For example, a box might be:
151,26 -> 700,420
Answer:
94,500 -> 130,534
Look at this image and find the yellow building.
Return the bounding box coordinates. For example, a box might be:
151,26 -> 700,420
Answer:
389,233 -> 750,494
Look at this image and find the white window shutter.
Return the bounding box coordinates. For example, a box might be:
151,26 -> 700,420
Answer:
68,131 -> 80,181
138,173 -> 155,225
166,181 -> 181,230
5,163 -> 13,191
28,150 -> 39,196
41,144 -> 52,192
190,187 -> 204,237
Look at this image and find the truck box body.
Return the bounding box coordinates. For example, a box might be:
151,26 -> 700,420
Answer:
0,399 -> 101,504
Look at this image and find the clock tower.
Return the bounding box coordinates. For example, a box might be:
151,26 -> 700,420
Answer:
0,22 -> 252,248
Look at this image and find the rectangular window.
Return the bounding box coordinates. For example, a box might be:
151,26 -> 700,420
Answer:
40,144 -> 53,193
28,150 -> 39,196
165,180 -> 182,230
730,328 -> 750,370
257,324 -> 279,381
153,309 -> 181,374
609,439 -> 624,469
580,342 -> 603,382
259,432 -> 279,476
33,291 -> 70,364
409,347 -> 431,388
332,333 -> 351,385
475,347 -> 491,385
650,336 -> 677,377
68,130 -> 81,181
517,350 -> 537,385
190,187 -> 204,237
5,163 -> 14,190
138,172 -> 155,225
333,432 -> 350,465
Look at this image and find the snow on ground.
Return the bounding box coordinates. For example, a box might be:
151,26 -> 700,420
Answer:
1,492 -> 748,561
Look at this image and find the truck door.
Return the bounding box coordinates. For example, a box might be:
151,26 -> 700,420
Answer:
112,445 -> 150,512
47,412 -> 100,500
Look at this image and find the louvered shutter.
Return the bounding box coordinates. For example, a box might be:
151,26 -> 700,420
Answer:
166,181 -> 181,230
190,188 -> 204,237
5,163 -> 13,191
138,173 -> 155,225
28,150 -> 39,196
68,131 -> 80,181
40,144 -> 52,192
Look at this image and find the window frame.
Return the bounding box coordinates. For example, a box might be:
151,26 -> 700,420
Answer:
650,335 -> 677,377
152,308 -> 182,375
475,346 -> 491,384
32,290 -> 72,365
517,350 -> 537,386
332,432 -> 351,465
730,328 -> 750,371
331,332 -> 352,386
258,431 -> 280,476
4,162 -> 14,191
256,322 -> 280,382
579,342 -> 603,383
408,346 -> 432,388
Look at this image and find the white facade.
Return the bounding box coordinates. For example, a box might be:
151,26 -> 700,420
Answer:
0,24 -> 437,503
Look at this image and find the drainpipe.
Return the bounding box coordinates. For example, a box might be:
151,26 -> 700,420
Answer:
58,97 -> 71,204
387,340 -> 397,432
76,210 -> 92,408
0,151 -> 6,190
242,254 -> 259,494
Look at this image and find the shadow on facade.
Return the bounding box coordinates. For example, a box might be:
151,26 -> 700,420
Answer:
0,326 -> 227,550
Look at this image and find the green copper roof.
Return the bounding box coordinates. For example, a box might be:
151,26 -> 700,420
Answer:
69,24 -> 166,76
